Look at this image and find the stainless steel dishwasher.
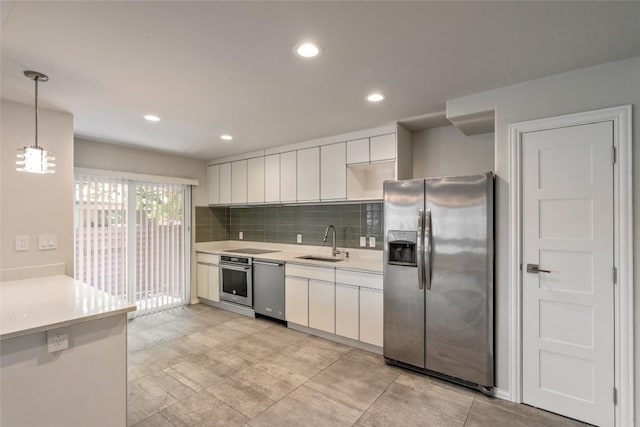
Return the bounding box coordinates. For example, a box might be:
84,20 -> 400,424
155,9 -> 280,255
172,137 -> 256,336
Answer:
252,259 -> 285,320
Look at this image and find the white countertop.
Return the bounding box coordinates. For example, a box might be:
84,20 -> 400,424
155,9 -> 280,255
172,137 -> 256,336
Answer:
195,241 -> 383,273
1,275 -> 136,340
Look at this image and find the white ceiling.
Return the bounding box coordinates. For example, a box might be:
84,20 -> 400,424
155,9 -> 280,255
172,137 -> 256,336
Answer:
2,1 -> 640,159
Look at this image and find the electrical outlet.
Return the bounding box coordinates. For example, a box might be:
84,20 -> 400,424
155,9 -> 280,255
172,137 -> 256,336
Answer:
296,234 -> 303,244
47,328 -> 69,353
368,237 -> 376,248
15,235 -> 29,251
360,237 -> 367,247
38,234 -> 57,250
239,231 -> 243,240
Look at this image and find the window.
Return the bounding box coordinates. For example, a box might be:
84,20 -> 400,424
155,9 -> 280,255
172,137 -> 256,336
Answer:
75,173 -> 191,316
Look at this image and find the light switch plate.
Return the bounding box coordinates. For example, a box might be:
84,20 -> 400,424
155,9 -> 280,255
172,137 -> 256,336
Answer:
47,328 -> 69,353
239,231 -> 243,240
368,237 -> 376,248
15,235 -> 29,251
360,237 -> 367,247
38,234 -> 57,250
297,234 -> 303,244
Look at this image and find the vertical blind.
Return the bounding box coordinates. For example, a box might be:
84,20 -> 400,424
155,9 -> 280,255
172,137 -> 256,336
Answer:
75,174 -> 190,317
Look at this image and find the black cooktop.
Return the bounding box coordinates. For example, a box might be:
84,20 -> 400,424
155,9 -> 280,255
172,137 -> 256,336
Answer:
225,248 -> 281,255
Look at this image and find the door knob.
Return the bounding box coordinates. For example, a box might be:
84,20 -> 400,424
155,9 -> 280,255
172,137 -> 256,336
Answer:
526,263 -> 551,274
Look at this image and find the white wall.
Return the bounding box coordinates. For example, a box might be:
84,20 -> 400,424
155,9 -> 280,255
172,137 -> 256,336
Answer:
0,100 -> 74,276
74,138 -> 208,301
447,56 -> 639,419
412,125 -> 494,178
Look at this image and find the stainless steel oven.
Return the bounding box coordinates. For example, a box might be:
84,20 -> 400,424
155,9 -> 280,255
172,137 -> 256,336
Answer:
219,255 -> 252,307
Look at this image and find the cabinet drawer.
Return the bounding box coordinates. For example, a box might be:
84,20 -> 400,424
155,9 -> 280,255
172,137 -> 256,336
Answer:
335,269 -> 382,290
197,253 -> 220,265
286,264 -> 334,282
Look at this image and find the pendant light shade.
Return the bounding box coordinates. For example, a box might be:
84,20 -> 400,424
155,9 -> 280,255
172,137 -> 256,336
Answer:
16,70 -> 55,174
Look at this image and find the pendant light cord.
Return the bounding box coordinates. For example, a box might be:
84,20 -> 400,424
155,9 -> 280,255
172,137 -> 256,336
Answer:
34,77 -> 39,148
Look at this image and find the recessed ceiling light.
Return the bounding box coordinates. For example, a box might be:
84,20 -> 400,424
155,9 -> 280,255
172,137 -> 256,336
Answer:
367,93 -> 385,103
144,114 -> 161,122
220,134 -> 233,141
295,42 -> 321,58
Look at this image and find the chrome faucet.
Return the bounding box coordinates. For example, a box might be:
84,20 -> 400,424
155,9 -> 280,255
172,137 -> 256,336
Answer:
322,225 -> 341,257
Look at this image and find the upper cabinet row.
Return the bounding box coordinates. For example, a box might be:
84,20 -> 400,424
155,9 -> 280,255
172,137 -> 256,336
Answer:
207,126 -> 411,205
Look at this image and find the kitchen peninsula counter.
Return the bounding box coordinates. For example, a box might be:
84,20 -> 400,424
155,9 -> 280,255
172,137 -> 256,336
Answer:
1,275 -> 135,427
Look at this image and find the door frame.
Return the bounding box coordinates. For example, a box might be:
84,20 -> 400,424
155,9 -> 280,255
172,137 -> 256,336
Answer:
508,105 -> 633,426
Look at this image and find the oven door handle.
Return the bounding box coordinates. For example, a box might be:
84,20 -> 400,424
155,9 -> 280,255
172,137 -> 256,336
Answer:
219,264 -> 251,272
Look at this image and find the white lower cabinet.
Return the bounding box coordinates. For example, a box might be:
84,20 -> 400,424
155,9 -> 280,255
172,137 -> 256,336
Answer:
285,276 -> 308,326
308,280 -> 335,333
335,283 -> 359,340
196,254 -> 220,302
359,287 -> 383,347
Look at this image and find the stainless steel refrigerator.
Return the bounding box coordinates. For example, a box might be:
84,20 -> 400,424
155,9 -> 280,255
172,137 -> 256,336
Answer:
383,173 -> 494,392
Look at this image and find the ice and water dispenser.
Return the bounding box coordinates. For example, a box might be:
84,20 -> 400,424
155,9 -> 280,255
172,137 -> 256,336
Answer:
387,231 -> 417,267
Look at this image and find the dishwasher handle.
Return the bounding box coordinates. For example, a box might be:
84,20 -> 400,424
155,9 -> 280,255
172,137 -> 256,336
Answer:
253,261 -> 284,267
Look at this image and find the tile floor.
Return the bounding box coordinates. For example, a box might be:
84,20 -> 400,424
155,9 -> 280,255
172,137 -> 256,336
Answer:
127,304 -> 588,427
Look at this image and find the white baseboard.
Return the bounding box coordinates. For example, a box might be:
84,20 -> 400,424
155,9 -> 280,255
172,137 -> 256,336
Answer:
494,387 -> 513,401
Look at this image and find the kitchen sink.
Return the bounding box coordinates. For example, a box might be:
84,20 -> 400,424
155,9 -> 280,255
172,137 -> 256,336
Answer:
296,255 -> 343,262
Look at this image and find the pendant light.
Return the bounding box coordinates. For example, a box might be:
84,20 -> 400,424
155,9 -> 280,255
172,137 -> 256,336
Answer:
16,70 -> 55,174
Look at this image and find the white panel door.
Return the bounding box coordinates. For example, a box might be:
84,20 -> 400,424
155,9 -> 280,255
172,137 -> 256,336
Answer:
264,154 -> 280,203
359,287 -> 383,346
207,164 -> 220,205
308,279 -> 335,333
285,276 -> 308,326
280,151 -> 297,203
247,157 -> 265,204
207,265 -> 220,302
335,283 -> 359,340
296,147 -> 320,202
219,163 -> 232,205
196,263 -> 208,299
231,160 -> 248,204
522,121 -> 614,427
321,142 -> 346,201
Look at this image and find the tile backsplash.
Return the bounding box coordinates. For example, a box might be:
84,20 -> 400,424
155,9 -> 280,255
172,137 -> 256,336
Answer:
195,203 -> 383,250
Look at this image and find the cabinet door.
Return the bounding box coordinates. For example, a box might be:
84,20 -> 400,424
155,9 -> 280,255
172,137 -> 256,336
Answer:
247,157 -> 265,204
285,276 -> 308,326
219,163 -> 232,205
208,265 -> 220,302
370,134 -> 396,162
335,283 -> 359,340
197,263 -> 208,299
231,160 -> 248,204
359,287 -> 383,346
308,280 -> 335,333
264,154 -> 280,203
296,147 -> 320,202
280,151 -> 297,203
207,164 -> 220,205
320,142 -> 346,201
346,138 -> 370,164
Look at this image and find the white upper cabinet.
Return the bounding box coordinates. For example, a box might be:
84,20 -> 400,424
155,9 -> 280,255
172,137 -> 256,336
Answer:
207,164 -> 220,205
280,151 -> 297,203
219,163 -> 232,205
264,154 -> 280,203
369,133 -> 396,162
321,142 -> 346,201
247,157 -> 265,204
346,138 -> 370,165
231,160 -> 248,204
297,147 -> 320,202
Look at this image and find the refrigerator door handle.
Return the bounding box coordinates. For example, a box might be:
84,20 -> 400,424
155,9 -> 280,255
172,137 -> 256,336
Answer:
425,208 -> 433,290
417,208 -> 425,289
